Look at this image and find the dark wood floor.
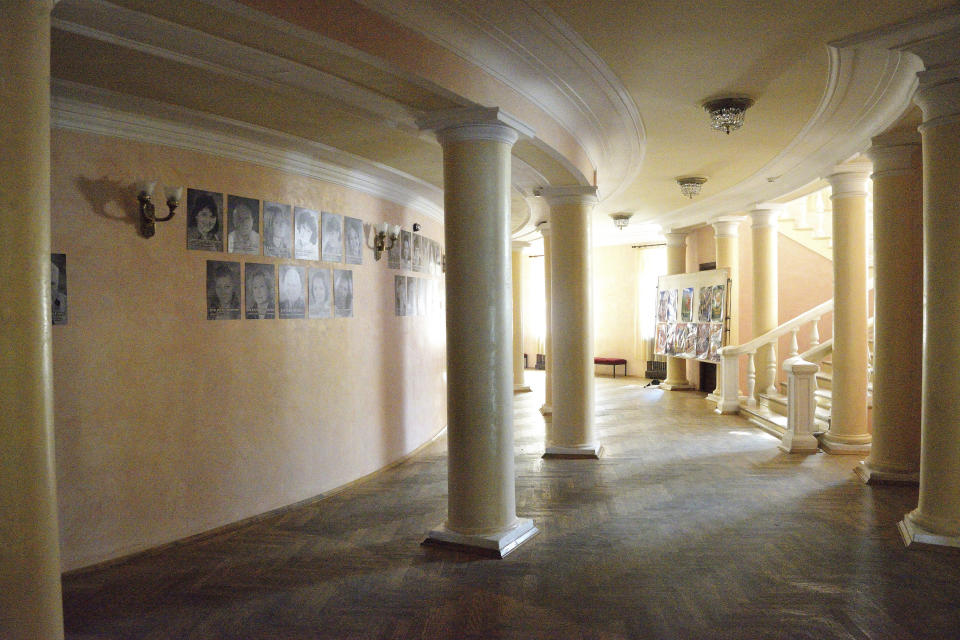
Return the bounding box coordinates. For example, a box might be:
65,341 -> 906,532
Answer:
63,372 -> 960,639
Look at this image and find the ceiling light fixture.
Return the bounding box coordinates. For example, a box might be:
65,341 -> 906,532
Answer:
703,97 -> 755,134
610,212 -> 633,230
677,177 -> 707,199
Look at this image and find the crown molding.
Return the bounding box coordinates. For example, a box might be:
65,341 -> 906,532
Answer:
51,82 -> 444,221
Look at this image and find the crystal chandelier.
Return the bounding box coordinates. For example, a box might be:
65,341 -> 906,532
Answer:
677,177 -> 707,199
703,97 -> 755,134
610,212 -> 632,230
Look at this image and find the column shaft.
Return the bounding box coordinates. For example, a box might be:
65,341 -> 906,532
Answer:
900,73 -> 960,547
0,3 -> 65,639
418,109 -> 537,556
858,133 -> 922,483
512,242 -> 531,392
750,208 -> 779,398
820,164 -> 871,454
541,224 -> 553,418
709,217 -> 743,407
544,187 -> 601,457
661,232 -> 691,390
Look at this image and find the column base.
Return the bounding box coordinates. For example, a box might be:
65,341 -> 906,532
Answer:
898,515 -> 960,551
423,518 -> 538,558
543,443 -> 603,459
854,461 -> 919,485
539,404 -> 552,423
660,381 -> 692,391
817,432 -> 871,455
513,384 -> 532,393
779,431 -> 819,454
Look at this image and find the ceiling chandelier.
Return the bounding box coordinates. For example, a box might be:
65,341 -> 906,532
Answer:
703,97 -> 755,134
677,177 -> 707,199
610,212 -> 633,230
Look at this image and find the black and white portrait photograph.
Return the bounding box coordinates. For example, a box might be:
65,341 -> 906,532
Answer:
227,195 -> 260,255
321,211 -> 343,263
207,260 -> 241,320
344,216 -> 363,265
395,275 -> 407,316
401,230 -> 412,270
412,233 -> 424,272
405,275 -> 416,317
416,277 -> 426,316
278,265 -> 306,319
333,269 -> 353,318
294,207 -> 319,261
187,189 -> 223,252
387,228 -> 402,269
51,253 -> 67,325
308,267 -> 332,319
264,202 -> 293,259
245,263 -> 275,320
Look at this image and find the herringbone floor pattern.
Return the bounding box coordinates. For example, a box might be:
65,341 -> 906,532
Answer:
63,373 -> 960,639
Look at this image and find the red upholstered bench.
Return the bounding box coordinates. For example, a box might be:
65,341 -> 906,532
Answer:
594,357 -> 627,378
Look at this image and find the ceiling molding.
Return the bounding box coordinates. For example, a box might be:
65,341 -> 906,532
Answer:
51,81 -> 445,221
653,45 -> 921,230
353,0 -> 644,201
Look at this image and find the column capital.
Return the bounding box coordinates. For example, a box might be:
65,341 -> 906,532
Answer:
749,204 -> 782,229
417,107 -> 535,146
664,231 -> 687,248
868,130 -> 922,177
827,160 -> 872,199
538,221 -> 551,238
511,240 -> 530,252
711,216 -> 745,238
916,70 -> 960,127
539,185 -> 598,208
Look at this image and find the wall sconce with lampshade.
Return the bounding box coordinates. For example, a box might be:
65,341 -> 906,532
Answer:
371,222 -> 401,260
137,181 -> 182,238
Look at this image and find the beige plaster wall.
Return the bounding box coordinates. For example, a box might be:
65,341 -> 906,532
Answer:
593,245 -> 641,374
520,252 -> 545,366
50,131 -> 446,571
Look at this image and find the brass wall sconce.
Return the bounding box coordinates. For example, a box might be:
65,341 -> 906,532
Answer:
372,222 -> 401,260
138,181 -> 182,238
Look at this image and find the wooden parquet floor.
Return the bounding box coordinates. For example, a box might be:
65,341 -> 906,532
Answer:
63,372 -> 960,639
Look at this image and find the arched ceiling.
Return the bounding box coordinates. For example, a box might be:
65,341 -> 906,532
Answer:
50,0 -> 955,246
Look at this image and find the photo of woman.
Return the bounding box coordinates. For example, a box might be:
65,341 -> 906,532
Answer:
321,211 -> 343,263
278,265 -> 306,319
187,189 -> 223,252
264,202 -> 292,258
308,267 -> 332,319
206,260 -> 240,320
344,216 -> 363,265
294,207 -> 319,261
333,269 -> 353,318
227,195 -> 260,255
245,263 -> 275,320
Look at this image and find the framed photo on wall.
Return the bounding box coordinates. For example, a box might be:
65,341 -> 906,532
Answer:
245,263 -> 275,320
263,202 -> 293,258
278,265 -> 306,319
333,269 -> 353,318
206,260 -> 241,320
308,267 -> 332,319
187,189 -> 223,252
344,216 -> 363,265
227,194 -> 260,255
294,207 -> 319,261
321,211 -> 343,263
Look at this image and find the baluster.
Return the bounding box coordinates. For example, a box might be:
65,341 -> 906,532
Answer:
765,343 -> 778,396
809,317 -> 821,349
747,351 -> 756,405
789,327 -> 800,358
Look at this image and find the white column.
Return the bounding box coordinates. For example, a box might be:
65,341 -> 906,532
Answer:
857,129 -> 922,484
661,231 -> 691,390
418,107 -> 537,556
709,216 -> 744,410
543,186 -> 602,458
820,161 -> 872,454
512,241 -> 531,392
0,4 -> 65,639
900,66 -> 960,549
750,205 -> 780,398
540,222 -> 553,421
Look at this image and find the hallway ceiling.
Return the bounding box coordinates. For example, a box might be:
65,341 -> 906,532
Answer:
50,0 -> 952,246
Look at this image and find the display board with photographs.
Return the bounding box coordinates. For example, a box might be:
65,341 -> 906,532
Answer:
654,268 -> 729,362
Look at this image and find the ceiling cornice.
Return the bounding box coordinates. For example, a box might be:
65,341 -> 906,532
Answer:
51,81 -> 445,221
352,0 -> 645,201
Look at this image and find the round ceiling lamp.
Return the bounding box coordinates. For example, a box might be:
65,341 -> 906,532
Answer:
610,212 -> 633,230
677,176 -> 707,199
703,97 -> 755,134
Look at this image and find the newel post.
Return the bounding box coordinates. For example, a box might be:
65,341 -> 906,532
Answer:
780,357 -> 820,453
715,348 -> 741,414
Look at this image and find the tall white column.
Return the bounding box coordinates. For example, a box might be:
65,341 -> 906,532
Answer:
750,206 -> 780,398
418,107 -> 537,556
0,4 -> 65,639
820,161 -> 872,454
900,66 -> 960,549
543,186 -> 602,458
661,231 -> 691,390
857,129 -> 922,484
540,222 -> 553,421
708,216 -> 744,409
512,241 -> 531,392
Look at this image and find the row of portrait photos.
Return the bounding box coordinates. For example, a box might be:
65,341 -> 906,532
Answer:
207,260 -> 353,320
186,188 -> 444,274
656,322 -> 723,362
657,284 -> 726,324
394,276 -> 442,317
